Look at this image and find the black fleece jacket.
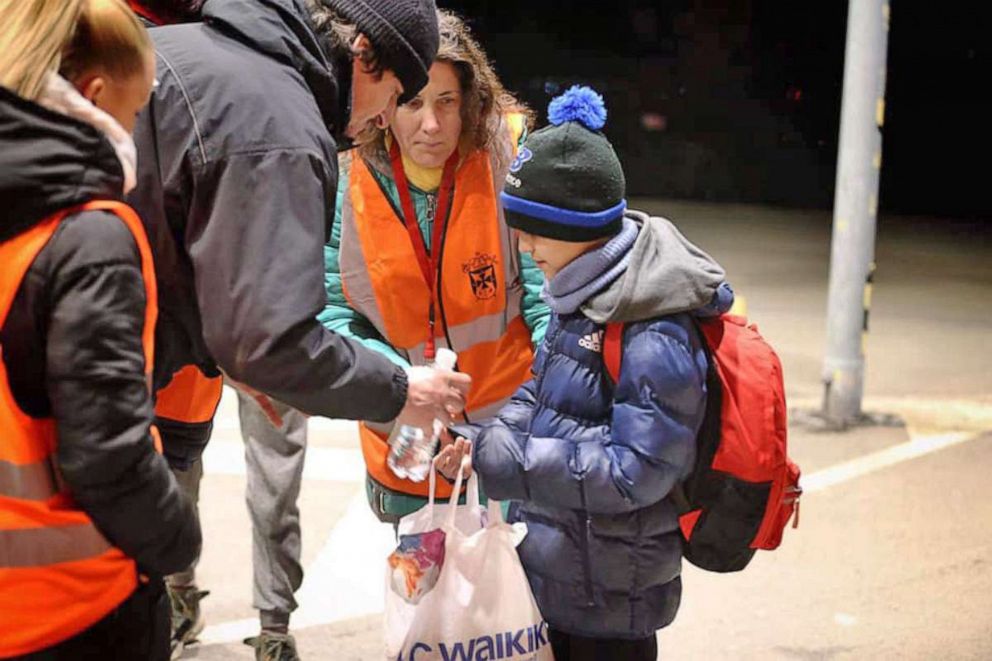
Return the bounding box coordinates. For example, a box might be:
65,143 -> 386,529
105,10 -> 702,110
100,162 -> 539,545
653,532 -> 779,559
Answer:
0,86 -> 200,577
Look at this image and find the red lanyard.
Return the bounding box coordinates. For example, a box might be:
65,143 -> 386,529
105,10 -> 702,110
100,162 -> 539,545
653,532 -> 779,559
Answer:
128,1 -> 166,25
388,140 -> 459,361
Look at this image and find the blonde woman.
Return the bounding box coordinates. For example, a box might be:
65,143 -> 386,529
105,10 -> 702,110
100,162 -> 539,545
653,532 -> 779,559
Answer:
0,1 -> 199,658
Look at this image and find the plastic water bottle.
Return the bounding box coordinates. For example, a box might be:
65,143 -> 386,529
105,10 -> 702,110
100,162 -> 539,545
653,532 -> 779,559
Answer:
387,425 -> 430,482
387,348 -> 457,482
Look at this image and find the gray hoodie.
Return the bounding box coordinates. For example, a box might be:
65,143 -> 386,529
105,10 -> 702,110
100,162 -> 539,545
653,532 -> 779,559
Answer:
581,209 -> 727,323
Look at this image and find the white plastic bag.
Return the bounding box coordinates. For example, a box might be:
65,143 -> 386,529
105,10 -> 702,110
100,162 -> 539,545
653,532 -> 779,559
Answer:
385,466 -> 553,661
396,463 -> 486,538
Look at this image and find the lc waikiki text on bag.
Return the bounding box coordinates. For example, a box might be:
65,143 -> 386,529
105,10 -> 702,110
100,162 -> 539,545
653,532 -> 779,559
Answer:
604,313 -> 802,572
385,465 -> 553,661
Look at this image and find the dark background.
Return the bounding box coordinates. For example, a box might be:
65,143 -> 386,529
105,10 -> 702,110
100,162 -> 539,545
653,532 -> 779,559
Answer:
442,1 -> 990,220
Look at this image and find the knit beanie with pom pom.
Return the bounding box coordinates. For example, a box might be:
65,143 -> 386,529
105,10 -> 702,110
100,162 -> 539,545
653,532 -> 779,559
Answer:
501,85 -> 626,242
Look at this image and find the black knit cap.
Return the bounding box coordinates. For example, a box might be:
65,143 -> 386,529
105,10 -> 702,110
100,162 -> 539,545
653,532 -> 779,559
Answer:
501,86 -> 626,242
324,0 -> 439,104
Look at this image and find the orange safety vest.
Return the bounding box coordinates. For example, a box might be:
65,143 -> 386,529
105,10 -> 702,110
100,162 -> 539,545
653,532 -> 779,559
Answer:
0,201 -> 157,656
339,114 -> 534,497
155,364 -> 223,429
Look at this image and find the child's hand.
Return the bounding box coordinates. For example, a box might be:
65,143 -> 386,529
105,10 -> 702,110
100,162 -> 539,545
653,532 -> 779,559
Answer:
434,436 -> 472,481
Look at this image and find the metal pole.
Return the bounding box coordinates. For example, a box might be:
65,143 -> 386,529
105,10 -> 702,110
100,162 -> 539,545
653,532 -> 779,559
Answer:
822,0 -> 890,427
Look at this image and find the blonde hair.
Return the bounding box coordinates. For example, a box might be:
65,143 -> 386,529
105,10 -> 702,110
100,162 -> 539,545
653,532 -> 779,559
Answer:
358,10 -> 533,163
0,0 -> 151,101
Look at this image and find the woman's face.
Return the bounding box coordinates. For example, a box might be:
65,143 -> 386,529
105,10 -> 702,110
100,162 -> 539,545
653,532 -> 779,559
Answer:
391,61 -> 463,170
75,50 -> 156,133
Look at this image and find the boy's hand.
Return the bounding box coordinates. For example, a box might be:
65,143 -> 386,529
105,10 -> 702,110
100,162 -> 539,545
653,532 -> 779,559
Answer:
435,436 -> 472,481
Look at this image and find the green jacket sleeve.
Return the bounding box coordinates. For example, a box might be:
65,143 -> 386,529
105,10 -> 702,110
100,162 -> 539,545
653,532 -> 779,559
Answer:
317,166 -> 410,369
519,251 -> 550,347
510,120 -> 550,347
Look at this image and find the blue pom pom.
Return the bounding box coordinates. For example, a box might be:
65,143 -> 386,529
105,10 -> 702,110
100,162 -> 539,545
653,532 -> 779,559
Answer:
548,86 -> 607,131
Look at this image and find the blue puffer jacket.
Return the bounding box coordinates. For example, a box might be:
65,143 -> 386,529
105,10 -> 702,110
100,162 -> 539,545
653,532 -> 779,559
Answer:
472,211 -> 731,639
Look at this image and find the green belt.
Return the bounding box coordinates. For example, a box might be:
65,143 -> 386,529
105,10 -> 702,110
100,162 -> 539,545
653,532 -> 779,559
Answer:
365,474 -> 489,524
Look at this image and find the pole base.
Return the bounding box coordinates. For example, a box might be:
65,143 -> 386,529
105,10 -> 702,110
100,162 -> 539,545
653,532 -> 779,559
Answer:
790,407 -> 904,433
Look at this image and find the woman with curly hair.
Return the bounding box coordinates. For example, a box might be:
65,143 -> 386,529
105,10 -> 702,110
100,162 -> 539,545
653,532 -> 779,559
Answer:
321,8 -> 550,514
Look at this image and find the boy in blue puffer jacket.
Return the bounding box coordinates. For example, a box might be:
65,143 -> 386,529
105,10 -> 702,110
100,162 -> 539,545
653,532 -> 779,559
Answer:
440,86 -> 733,660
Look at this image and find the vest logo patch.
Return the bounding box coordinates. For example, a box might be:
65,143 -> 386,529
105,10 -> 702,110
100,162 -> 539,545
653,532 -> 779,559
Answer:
578,331 -> 603,353
463,252 -> 499,301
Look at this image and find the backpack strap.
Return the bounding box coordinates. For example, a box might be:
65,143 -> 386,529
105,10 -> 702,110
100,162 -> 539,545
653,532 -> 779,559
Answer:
603,323 -> 624,383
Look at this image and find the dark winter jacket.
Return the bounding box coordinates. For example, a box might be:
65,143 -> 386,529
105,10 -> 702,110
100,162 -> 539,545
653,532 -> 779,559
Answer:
472,212 -> 732,638
128,0 -> 408,426
0,86 -> 200,577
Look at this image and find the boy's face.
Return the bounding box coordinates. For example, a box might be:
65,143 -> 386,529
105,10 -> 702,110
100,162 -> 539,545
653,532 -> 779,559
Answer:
515,230 -> 605,279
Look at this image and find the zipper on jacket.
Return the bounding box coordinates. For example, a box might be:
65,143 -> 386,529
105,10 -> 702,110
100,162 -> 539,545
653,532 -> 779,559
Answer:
577,488 -> 597,607
535,319 -> 564,386
532,316 -> 593,602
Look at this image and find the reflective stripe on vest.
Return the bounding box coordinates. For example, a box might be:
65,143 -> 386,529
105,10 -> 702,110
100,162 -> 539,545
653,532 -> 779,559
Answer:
0,455 -> 61,500
0,522 -> 116,568
339,114 -> 534,497
0,200 -> 155,656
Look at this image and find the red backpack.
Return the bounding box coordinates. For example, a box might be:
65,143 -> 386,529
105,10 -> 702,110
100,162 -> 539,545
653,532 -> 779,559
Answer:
604,315 -> 801,572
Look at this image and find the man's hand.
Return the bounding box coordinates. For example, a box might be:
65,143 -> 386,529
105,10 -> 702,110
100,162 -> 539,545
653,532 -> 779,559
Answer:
397,365 -> 471,433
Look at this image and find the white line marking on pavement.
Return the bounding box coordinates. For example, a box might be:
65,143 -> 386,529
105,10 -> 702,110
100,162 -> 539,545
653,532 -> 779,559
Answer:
198,614 -> 255,644
801,432 -> 976,494
833,612 -> 858,627
199,488 -> 395,644
199,430 -> 984,645
201,440 -> 365,483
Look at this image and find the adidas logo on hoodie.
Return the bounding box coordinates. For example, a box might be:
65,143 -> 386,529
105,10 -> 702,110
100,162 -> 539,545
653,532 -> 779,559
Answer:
578,331 -> 603,353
